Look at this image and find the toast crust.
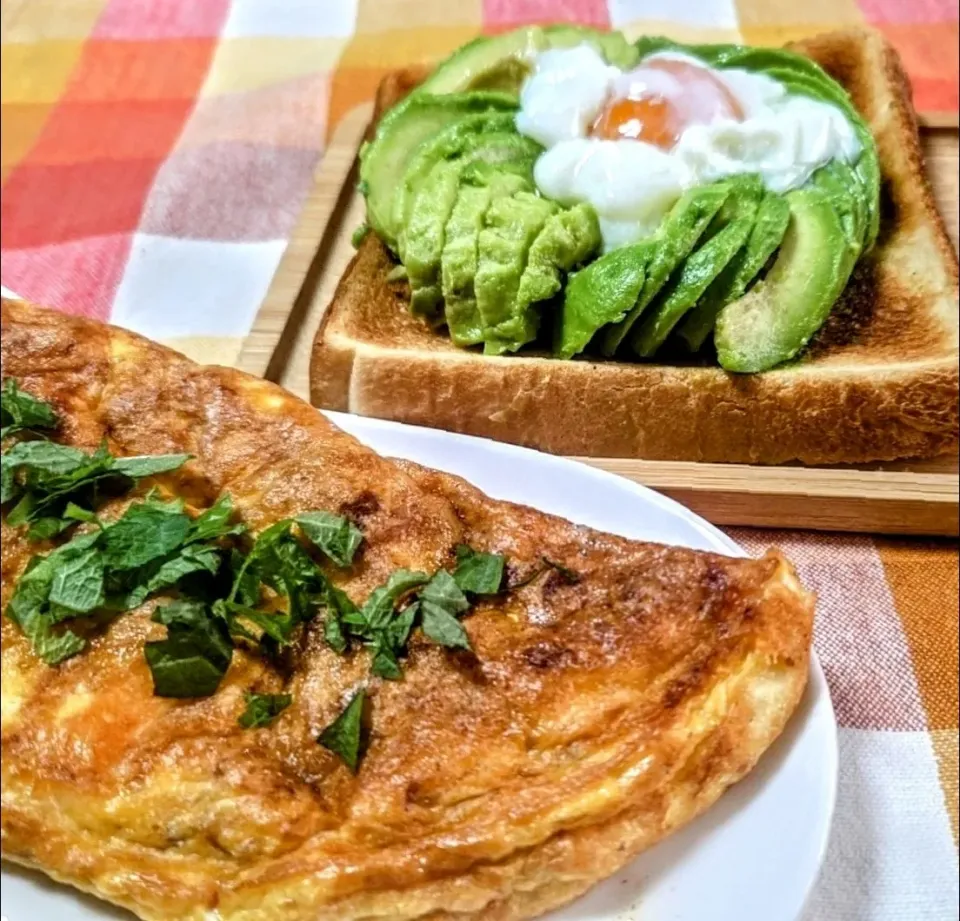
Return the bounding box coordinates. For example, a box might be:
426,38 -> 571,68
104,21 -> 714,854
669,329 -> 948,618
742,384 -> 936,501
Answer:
311,29 -> 959,465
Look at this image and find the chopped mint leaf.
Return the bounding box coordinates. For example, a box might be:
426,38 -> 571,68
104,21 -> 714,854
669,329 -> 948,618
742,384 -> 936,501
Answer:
386,601 -> 418,650
48,543 -> 104,614
238,691 -> 292,729
243,520 -> 324,623
144,599 -> 233,698
296,511 -> 363,567
370,643 -> 403,680
324,612 -> 348,654
121,544 -> 222,610
4,543 -> 94,664
360,569 -> 428,631
188,494 -> 245,544
110,453 -> 191,479
102,500 -> 192,571
1,379 -> 58,439
453,545 -> 505,595
63,502 -> 99,524
420,601 -> 472,651
2,440 -> 87,477
318,689 -> 367,772
26,516 -> 71,541
20,609 -> 85,664
2,438 -> 190,527
420,569 -> 469,615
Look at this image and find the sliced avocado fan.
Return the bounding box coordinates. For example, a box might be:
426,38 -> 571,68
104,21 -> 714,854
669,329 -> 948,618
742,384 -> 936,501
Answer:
600,182 -> 731,356
485,203 -> 601,354
714,188 -> 857,372
397,129 -> 542,321
441,172 -> 533,346
360,92 -> 517,248
474,191 -> 559,355
393,112 -> 526,247
631,178 -> 763,357
678,191 -> 790,352
555,244 -> 650,360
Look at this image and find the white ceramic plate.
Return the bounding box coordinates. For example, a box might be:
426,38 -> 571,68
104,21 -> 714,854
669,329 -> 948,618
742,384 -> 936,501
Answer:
1,412 -> 837,921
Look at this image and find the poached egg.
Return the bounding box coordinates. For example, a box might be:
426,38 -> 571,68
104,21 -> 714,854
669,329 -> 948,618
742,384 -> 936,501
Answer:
515,45 -> 861,251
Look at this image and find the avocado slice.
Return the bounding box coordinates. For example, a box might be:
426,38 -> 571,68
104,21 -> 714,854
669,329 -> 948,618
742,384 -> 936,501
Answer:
678,191 -> 790,351
809,160 -> 864,252
484,203 -> 601,354
714,188 -> 856,372
441,173 -> 531,346
360,92 -> 517,248
393,112 -> 525,245
419,25 -> 638,97
397,129 -> 540,263
418,27 -> 544,95
403,160 -> 462,322
601,181 -> 732,356
555,243 -> 650,359
631,183 -> 761,357
475,191 -> 558,354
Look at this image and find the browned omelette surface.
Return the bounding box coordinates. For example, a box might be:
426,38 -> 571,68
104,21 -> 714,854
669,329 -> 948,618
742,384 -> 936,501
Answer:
0,300 -> 814,921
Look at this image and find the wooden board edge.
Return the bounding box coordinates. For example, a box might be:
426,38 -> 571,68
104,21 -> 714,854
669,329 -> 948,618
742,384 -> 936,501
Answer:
235,103 -> 374,380
576,458 -> 960,536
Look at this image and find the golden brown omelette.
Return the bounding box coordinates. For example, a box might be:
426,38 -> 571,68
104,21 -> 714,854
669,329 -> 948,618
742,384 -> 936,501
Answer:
0,299 -> 814,921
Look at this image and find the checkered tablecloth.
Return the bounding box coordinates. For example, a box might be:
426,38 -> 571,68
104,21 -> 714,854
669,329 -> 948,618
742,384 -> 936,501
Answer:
1,2 -> 958,919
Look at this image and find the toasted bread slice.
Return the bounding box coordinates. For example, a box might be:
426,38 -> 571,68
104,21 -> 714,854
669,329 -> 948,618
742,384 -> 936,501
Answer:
311,29 -> 959,465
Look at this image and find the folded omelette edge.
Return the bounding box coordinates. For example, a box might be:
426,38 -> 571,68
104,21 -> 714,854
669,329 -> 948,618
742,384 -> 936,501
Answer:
0,298 -> 814,921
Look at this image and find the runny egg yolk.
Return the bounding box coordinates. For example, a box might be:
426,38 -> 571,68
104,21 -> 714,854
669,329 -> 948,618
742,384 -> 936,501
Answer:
590,58 -> 746,149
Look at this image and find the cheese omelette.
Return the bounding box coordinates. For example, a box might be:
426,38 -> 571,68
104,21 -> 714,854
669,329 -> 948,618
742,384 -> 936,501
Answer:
1,300 -> 814,920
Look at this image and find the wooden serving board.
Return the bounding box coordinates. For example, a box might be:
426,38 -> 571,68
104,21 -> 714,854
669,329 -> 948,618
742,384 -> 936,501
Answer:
237,102 -> 960,537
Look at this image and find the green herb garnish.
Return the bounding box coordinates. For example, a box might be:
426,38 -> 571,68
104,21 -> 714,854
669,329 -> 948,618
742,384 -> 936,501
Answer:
2,437 -> 190,532
144,599 -> 233,698
2,392 -> 524,770
296,511 -> 363,568
238,691 -> 292,728
318,689 -> 367,772
453,544 -> 505,595
419,568 -> 472,651
1,379 -> 58,439
5,493 -> 244,667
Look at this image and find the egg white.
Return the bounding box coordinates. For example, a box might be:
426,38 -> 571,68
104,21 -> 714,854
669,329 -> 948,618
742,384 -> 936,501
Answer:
516,45 -> 861,251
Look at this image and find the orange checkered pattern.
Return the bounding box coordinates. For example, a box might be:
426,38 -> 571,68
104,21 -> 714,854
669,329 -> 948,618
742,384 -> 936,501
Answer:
1,3 -> 958,919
